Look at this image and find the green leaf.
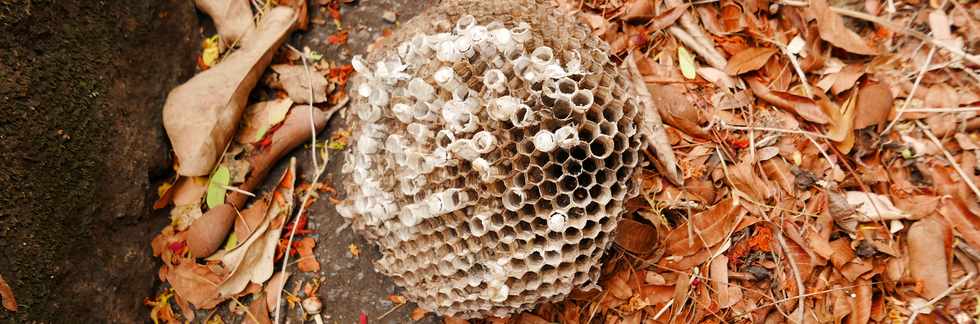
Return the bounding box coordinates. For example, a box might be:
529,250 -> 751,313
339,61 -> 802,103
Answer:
207,166 -> 231,208
307,51 -> 323,62
254,125 -> 270,142
223,232 -> 238,251
678,46 -> 696,80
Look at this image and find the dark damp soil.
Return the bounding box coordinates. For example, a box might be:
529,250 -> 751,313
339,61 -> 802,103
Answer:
0,0 -> 199,322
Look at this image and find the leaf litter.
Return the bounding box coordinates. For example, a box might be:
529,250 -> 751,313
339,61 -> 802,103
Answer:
149,0 -> 980,323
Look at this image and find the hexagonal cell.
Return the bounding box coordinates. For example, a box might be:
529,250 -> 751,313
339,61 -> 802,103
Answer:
612,132 -> 628,153
570,144 -> 588,161
622,148 -> 638,168
572,188 -> 590,208
539,180 -> 559,199
577,172 -> 594,188
552,98 -> 573,120
589,135 -> 613,159
558,175 -> 578,192
555,192 -> 572,209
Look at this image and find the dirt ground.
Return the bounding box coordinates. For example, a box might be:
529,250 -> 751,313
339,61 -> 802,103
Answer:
0,0 -> 199,322
0,0 -> 441,323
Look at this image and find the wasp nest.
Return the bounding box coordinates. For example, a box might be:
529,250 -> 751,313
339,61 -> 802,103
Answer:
336,0 -> 644,318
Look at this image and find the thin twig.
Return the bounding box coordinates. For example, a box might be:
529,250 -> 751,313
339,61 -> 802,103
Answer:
882,46 -> 937,134
898,106 -> 980,113
223,185 -> 256,197
906,273 -> 975,324
915,120 -> 980,201
774,229 -> 806,324
285,44 -> 321,172
719,121 -> 833,140
272,100 -> 347,324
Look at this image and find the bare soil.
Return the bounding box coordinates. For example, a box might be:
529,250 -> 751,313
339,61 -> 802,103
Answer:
0,0 -> 199,322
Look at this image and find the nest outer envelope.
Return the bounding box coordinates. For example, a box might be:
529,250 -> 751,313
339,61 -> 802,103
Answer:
338,0 -> 647,318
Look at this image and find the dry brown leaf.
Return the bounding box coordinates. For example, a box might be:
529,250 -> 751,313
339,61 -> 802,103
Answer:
296,237 -> 320,272
0,273 -> 15,312
724,47 -> 778,75
664,198 -> 744,257
852,82 -> 893,129
848,279 -> 872,324
270,65 -> 329,104
235,198 -> 270,241
244,292 -> 272,324
645,4 -> 688,32
647,83 -> 710,137
810,0 -> 878,55
825,93 -> 855,144
264,271 -> 290,312
194,0 -> 254,46
730,161 -> 773,202
908,217 -> 951,299
719,0 -> 746,33
217,159 -> 295,297
830,64 -> 865,95
163,7 -> 297,176
237,98 -> 293,144
746,75 -> 831,124
844,191 -> 913,222
167,261 -> 224,309
710,256 -> 737,308
614,218 -> 659,255
186,105 -> 328,257
606,272 -> 634,299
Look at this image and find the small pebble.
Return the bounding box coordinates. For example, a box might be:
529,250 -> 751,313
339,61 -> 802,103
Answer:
382,10 -> 397,23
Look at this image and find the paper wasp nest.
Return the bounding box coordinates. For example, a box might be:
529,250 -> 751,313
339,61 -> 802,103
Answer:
336,0 -> 644,318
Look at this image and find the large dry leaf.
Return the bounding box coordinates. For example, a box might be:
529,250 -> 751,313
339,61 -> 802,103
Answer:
645,4 -> 688,32
710,256 -> 738,308
244,292 -> 272,324
730,161 -> 773,202
264,272 -> 291,312
217,159 -> 295,297
614,218 -> 659,255
810,0 -> 878,55
746,75 -> 831,124
724,47 -> 778,75
647,83 -> 709,137
907,217 -> 951,299
852,82 -> 893,129
847,279 -> 872,324
830,64 -> 865,95
235,198 -> 270,240
270,65 -> 329,104
163,6 -> 297,176
664,198 -> 744,257
844,191 -> 913,222
167,261 -> 224,309
0,273 -> 15,312
194,0 -> 254,46
236,98 -> 293,144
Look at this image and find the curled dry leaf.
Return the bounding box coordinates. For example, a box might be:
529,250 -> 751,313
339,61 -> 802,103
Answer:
167,261 -> 224,309
645,4 -> 688,32
270,64 -> 330,104
647,83 -> 709,137
614,218 -> 659,255
844,191 -> 913,222
730,161 -> 773,202
237,98 -> 293,144
264,272 -> 291,312
848,279 -> 872,324
235,198 -> 270,240
194,0 -> 254,46
0,273 -> 15,312
907,217 -> 952,299
830,64 -> 865,95
185,105 -> 329,257
217,159 -> 295,297
746,75 -> 831,124
664,198 -> 744,257
852,82 -> 893,129
244,292 -> 272,324
810,0 -> 878,55
163,6 -> 298,177
724,47 -> 778,76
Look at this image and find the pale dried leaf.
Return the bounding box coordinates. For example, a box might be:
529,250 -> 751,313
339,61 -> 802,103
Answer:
237,98 -> 294,144
844,191 -> 913,222
724,47 -> 778,75
194,0 -> 254,46
163,7 -> 297,176
908,217 -> 951,299
810,0 -> 878,55
167,261 -> 224,309
271,64 -> 329,104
